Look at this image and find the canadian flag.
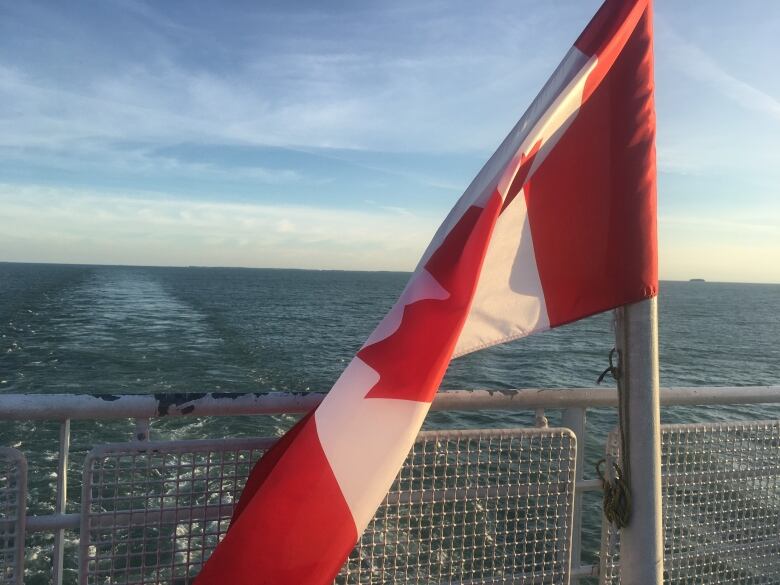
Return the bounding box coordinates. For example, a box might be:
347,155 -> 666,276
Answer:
196,0 -> 656,582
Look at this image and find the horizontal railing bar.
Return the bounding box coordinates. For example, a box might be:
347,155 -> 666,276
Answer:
88,504 -> 233,529
570,564 -> 598,577
26,513 -> 80,532
0,386 -> 778,420
575,478 -> 602,492
0,391 -> 323,420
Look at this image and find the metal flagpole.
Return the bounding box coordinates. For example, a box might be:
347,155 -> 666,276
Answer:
614,297 -> 664,584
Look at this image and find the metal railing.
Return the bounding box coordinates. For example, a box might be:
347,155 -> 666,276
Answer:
78,428 -> 578,585
0,447 -> 26,585
600,419 -> 780,584
1,385 -> 779,585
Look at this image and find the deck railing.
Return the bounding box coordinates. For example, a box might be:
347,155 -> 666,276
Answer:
1,385 -> 779,585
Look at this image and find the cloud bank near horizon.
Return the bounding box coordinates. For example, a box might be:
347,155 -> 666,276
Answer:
0,184 -> 438,271
3,183 -> 778,284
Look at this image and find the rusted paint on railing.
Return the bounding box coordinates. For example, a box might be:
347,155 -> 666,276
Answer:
0,386 -> 778,420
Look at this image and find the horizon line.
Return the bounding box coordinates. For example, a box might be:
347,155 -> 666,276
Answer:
2,259 -> 778,286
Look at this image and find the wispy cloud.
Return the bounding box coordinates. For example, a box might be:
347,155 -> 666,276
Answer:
0,184 -> 438,270
653,15 -> 780,178
659,22 -> 780,124
0,0 -> 568,214
379,206 -> 415,218
0,138 -> 303,186
364,200 -> 416,217
0,2 -> 576,155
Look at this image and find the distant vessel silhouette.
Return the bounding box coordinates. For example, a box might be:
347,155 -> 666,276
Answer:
689,278 -> 706,282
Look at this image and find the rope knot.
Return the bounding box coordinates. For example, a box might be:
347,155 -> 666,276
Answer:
597,458 -> 631,529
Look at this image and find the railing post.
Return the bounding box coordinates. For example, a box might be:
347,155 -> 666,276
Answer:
52,418 -> 70,585
134,417 -> 151,441
561,407 -> 586,581
614,298 -> 664,584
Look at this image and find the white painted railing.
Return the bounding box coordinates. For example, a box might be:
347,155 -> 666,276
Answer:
600,419 -> 780,584
0,385 -> 779,585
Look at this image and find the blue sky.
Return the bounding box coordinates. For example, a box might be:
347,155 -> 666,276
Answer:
1,0 -> 779,282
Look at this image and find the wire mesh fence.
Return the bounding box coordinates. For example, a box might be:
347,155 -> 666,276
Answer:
600,420 -> 780,585
341,429 -> 577,584
80,428 -> 577,584
80,438 -> 273,585
0,448 -> 26,585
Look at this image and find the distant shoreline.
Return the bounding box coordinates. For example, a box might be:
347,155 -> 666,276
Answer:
1,260 -> 779,285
